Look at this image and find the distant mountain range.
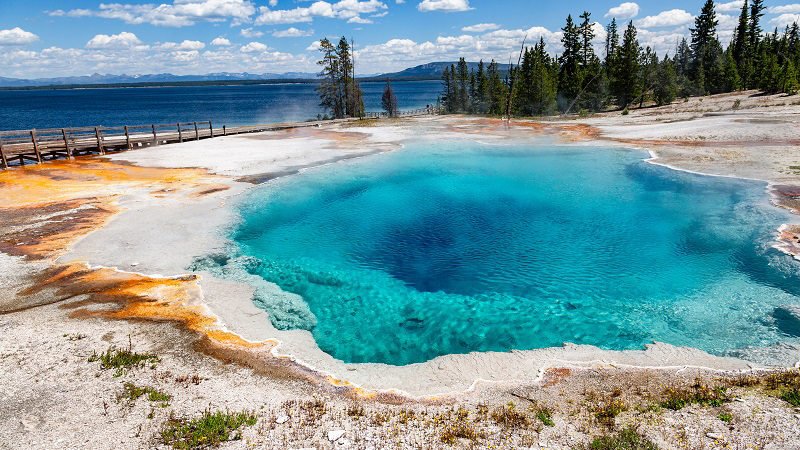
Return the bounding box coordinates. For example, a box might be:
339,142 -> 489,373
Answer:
0,62 -> 511,88
376,61 -> 513,80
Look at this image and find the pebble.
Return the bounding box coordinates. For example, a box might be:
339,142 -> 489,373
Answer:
706,432 -> 723,440
275,414 -> 289,424
328,430 -> 346,442
795,414 -> 800,420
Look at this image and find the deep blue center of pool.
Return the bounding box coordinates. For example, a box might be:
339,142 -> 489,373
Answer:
223,141 -> 800,365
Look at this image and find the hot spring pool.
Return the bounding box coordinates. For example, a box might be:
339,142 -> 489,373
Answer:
200,140 -> 800,365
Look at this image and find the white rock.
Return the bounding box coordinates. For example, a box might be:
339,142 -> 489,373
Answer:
328,430 -> 346,442
275,414 -> 289,424
706,432 -> 723,440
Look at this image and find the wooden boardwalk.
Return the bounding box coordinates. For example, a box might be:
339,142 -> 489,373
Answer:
0,109 -> 439,170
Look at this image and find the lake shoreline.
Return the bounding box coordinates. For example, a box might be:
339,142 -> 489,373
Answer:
3,90 -> 800,448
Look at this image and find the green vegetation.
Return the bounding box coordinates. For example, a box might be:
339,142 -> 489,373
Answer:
88,346 -> 159,377
490,402 -> 530,428
441,0 -> 800,117
660,378 -> 728,410
583,428 -> 659,450
718,412 -> 733,422
535,407 -> 555,427
315,37 -> 365,119
160,410 -> 257,449
118,382 -> 171,406
439,421 -> 485,444
594,398 -> 628,427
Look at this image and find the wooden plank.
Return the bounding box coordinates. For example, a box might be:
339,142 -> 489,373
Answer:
152,125 -> 157,145
194,122 -> 199,140
61,129 -> 72,157
95,127 -> 105,155
223,125 -> 227,136
177,124 -> 183,143
30,130 -> 43,163
0,138 -> 7,169
124,126 -> 132,150
209,121 -> 213,138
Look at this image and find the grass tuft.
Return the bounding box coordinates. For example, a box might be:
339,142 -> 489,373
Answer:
584,428 -> 659,450
160,409 -> 257,449
118,382 -> 172,405
490,402 -> 530,428
88,346 -> 159,377
660,377 -> 728,410
440,421 -> 486,444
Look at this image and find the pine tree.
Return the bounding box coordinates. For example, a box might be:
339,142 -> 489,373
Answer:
456,58 -> 470,113
732,0 -> 750,84
559,15 -> 583,106
654,55 -> 678,105
441,66 -> 454,113
721,47 -> 741,92
487,61 -> 506,114
780,59 -> 798,94
316,38 -> 343,119
382,78 -> 398,117
612,21 -> 641,108
477,60 -> 489,114
748,0 -> 765,50
690,0 -> 718,94
605,18 -> 619,61
639,47 -> 658,107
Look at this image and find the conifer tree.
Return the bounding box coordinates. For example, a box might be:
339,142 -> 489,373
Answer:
477,60 -> 489,114
456,58 -> 470,112
316,38 -> 343,119
612,21 -> 641,108
605,18 -> 619,62
382,78 -> 398,117
732,0 -> 750,81
654,55 -> 678,105
690,0 -> 718,93
559,15 -> 583,106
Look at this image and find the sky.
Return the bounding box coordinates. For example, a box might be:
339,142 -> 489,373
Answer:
1,0 -> 800,79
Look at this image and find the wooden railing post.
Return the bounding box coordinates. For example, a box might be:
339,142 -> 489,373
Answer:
0,137 -> 7,169
61,128 -> 72,157
223,125 -> 226,136
193,122 -> 199,140
124,126 -> 132,150
30,129 -> 43,163
95,127 -> 105,154
177,124 -> 183,143
209,121 -> 213,138
152,125 -> 157,145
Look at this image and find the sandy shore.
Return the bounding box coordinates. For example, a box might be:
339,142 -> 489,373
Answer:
3,90 -> 800,448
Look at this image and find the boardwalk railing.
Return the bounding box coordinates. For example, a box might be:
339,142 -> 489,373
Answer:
364,106 -> 442,118
0,107 -> 442,169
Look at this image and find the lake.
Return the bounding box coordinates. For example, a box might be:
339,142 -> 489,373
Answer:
0,80 -> 442,131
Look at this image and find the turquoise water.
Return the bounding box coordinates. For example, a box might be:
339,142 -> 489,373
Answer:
205,140 -> 800,365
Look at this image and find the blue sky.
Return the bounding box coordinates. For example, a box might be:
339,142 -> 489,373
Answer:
1,0 -> 799,78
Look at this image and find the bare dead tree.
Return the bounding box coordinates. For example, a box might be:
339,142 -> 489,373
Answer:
505,35 -> 527,123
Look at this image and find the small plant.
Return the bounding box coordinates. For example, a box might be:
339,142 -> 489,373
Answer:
594,398 -> 627,427
584,428 -> 659,450
160,409 -> 257,449
622,108 -> 630,115
64,333 -> 87,341
732,99 -> 741,110
490,402 -> 530,428
781,388 -> 800,406
88,346 -> 159,377
718,412 -> 733,422
118,382 -> 172,405
346,403 -> 365,418
535,408 -> 555,427
660,378 -> 728,410
440,421 -> 485,444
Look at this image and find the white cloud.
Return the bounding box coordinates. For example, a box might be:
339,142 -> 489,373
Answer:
605,2 -> 639,19
635,9 -> 693,28
417,0 -> 472,13
154,40 -> 206,51
462,23 -> 500,33
211,37 -> 232,45
716,14 -> 740,31
0,27 -> 39,46
269,0 -> 278,5
255,0 -> 386,25
306,40 -> 322,51
240,41 -> 269,52
770,13 -> 800,27
769,4 -> 800,14
716,1 -> 744,13
272,27 -> 314,37
50,0 -> 257,28
240,27 -> 264,37
86,32 -> 142,49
